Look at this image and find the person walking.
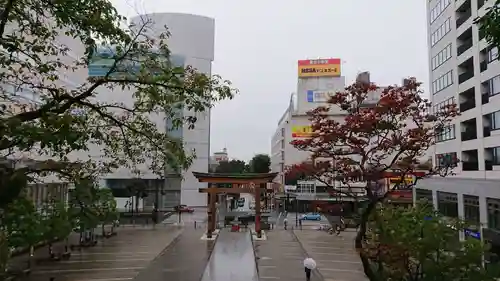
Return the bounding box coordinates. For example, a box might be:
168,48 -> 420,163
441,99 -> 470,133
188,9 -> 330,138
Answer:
303,257 -> 316,281
283,217 -> 288,230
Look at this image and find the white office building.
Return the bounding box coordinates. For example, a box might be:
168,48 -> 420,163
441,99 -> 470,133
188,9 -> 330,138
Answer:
271,60 -> 347,186
422,0 -> 500,240
103,13 -> 213,208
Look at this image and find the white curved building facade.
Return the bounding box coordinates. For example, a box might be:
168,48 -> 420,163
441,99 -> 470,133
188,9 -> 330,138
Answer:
133,13 -> 214,208
103,13 -> 214,208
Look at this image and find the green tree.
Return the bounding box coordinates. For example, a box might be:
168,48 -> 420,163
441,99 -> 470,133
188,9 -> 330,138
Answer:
68,177 -> 100,243
95,188 -> 118,235
40,199 -> 73,253
2,197 -> 44,268
0,0 -> 237,209
249,154 -> 271,173
215,159 -> 248,174
364,203 -> 500,280
0,230 -> 9,278
476,1 -> 500,49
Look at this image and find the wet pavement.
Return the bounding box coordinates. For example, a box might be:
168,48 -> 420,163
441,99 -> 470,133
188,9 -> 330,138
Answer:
163,209 -> 207,226
254,230 -> 322,281
132,228 -> 215,281
294,229 -> 368,281
20,227 -> 182,281
201,230 -> 258,281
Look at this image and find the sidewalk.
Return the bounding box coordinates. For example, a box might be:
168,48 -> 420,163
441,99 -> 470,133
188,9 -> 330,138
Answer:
132,228 -> 216,281
11,227 -> 182,281
253,230 -> 323,281
293,229 -> 368,281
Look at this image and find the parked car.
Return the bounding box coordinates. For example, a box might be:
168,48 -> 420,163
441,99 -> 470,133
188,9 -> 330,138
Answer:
174,205 -> 194,213
301,213 -> 322,221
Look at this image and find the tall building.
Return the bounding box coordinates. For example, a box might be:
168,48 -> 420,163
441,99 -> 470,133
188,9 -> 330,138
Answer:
101,13 -> 214,208
270,59 -> 349,210
271,58 -> 346,184
422,0 -> 500,241
209,148 -> 229,172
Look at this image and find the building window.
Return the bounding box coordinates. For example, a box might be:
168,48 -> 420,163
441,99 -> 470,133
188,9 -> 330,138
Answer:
464,195 -> 480,224
415,188 -> 433,204
281,151 -> 284,161
431,44 -> 452,70
431,18 -> 451,46
487,198 -> 500,230
437,191 -> 458,218
435,124 -> 456,142
436,152 -> 458,168
280,163 -> 284,172
488,110 -> 500,130
487,75 -> 500,97
281,140 -> 284,149
281,128 -> 285,137
491,146 -> 500,165
432,70 -> 453,94
430,0 -> 451,24
488,46 -> 499,63
432,96 -> 455,113
297,182 -> 314,194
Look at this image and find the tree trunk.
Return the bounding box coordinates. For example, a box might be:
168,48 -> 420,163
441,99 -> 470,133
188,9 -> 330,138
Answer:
28,246 -> 34,269
355,199 -> 380,281
102,223 -> 105,237
64,238 -> 69,252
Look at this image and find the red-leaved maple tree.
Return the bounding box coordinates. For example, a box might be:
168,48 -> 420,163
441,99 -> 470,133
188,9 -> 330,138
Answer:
287,78 -> 458,279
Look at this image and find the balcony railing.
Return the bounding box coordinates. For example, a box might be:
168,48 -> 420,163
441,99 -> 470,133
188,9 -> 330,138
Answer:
459,100 -> 476,112
459,71 -> 474,84
462,161 -> 479,171
457,39 -> 473,56
456,10 -> 472,29
461,129 -> 477,141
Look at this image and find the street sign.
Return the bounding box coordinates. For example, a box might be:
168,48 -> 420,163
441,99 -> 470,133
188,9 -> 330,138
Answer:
464,228 -> 481,239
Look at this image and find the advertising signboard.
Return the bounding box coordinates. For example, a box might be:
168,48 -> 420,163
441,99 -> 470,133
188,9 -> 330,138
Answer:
298,58 -> 341,78
306,90 -> 336,103
291,125 -> 314,138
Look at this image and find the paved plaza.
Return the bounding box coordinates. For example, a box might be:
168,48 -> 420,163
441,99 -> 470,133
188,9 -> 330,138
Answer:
22,226 -> 182,281
254,230 -> 322,281
7,208 -> 369,281
294,229 -> 368,281
132,228 -> 216,281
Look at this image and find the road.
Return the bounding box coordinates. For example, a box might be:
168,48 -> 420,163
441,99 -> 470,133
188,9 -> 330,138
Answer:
275,212 -> 330,230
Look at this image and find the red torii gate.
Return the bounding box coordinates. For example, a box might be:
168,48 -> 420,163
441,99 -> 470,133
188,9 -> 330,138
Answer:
193,172 -> 278,238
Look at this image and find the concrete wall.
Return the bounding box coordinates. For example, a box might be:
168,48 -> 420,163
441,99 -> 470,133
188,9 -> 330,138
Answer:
132,13 -> 215,207
295,76 -> 346,115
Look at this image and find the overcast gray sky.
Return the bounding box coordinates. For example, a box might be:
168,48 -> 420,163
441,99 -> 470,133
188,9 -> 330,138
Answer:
111,0 -> 429,161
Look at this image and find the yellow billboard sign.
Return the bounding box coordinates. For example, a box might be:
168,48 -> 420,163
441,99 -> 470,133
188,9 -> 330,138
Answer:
291,126 -> 314,138
298,58 -> 341,78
